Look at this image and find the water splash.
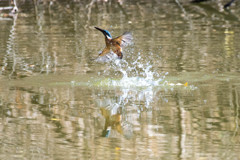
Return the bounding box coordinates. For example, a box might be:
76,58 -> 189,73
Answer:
99,53 -> 167,88
91,53 -> 197,138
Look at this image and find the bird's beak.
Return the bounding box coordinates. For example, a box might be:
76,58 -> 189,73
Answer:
95,27 -> 104,33
95,27 -> 112,39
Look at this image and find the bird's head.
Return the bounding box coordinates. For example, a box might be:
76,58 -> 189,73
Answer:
95,27 -> 112,39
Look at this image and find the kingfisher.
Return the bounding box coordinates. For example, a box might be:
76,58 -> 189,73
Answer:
95,27 -> 133,59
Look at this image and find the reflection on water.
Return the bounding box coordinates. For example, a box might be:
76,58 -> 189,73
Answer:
1,0 -> 240,159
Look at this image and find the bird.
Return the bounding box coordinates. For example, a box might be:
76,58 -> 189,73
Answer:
95,27 -> 133,59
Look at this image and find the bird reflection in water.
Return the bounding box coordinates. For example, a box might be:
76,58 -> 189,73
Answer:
100,107 -> 133,138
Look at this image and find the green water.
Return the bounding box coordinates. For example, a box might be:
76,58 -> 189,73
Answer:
0,0 -> 240,159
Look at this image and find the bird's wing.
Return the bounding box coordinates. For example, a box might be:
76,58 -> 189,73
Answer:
112,32 -> 133,47
99,47 -> 110,56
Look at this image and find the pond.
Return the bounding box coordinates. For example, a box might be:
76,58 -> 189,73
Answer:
0,0 -> 240,159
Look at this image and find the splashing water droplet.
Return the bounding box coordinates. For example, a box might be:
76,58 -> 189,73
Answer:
105,55 -> 165,88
